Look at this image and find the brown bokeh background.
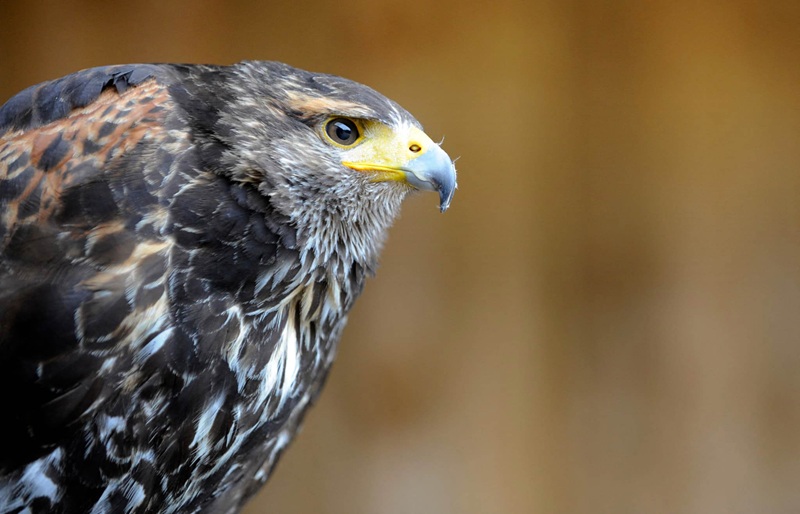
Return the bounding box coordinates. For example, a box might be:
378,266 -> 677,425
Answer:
2,1 -> 799,513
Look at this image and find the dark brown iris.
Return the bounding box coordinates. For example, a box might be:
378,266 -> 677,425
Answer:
325,118 -> 360,146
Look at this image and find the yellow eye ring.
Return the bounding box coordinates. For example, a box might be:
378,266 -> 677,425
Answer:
323,118 -> 362,147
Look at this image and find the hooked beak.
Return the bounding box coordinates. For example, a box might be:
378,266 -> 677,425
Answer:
342,124 -> 457,212
402,143 -> 457,212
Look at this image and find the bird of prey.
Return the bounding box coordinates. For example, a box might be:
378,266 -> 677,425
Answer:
0,61 -> 455,513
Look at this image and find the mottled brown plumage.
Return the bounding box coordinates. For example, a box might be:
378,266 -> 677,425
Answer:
0,62 -> 455,513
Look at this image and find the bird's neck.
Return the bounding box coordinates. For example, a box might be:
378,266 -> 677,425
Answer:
292,184 -> 407,274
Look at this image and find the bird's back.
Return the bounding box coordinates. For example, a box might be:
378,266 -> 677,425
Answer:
0,64 -> 350,513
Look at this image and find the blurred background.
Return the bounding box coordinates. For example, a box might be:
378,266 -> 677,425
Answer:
1,1 -> 799,513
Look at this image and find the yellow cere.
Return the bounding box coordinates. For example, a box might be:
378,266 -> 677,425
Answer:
340,121 -> 436,183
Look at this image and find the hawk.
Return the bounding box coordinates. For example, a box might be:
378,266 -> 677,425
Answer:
0,61 -> 455,513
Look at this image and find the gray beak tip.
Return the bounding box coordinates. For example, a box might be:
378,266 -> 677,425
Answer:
405,145 -> 457,213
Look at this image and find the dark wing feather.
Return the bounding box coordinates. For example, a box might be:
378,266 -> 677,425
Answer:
0,67 -> 182,474
0,65 -> 168,133
0,64 -> 327,512
0,65 -> 295,512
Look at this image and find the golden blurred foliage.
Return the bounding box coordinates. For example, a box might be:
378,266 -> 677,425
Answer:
1,1 -> 799,512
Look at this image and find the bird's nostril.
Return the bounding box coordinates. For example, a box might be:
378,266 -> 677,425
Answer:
409,143 -> 422,153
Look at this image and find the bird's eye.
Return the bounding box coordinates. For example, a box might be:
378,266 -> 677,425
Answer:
325,118 -> 360,146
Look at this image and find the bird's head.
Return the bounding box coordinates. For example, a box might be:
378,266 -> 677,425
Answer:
205,61 -> 457,265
